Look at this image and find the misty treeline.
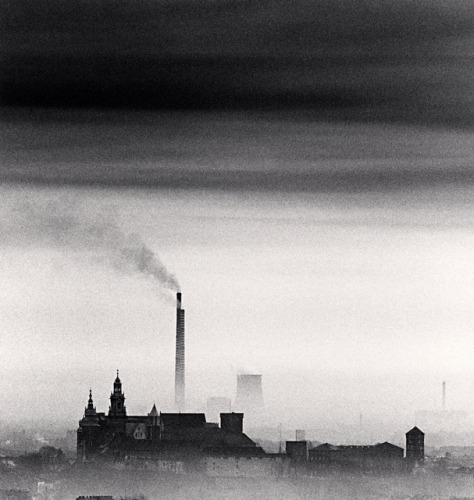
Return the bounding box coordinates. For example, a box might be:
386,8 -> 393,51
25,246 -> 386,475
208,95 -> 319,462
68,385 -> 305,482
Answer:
1,196 -> 179,292
25,472 -> 474,500
4,461 -> 474,500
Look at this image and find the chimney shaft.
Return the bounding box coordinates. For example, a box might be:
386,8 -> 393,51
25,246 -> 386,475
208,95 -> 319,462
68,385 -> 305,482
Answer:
175,292 -> 185,412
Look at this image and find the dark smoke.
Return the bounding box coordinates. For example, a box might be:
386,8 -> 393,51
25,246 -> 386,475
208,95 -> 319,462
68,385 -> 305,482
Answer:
3,196 -> 180,292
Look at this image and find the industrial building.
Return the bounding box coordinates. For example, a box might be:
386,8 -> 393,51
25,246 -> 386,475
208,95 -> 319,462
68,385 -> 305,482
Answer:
308,442 -> 405,472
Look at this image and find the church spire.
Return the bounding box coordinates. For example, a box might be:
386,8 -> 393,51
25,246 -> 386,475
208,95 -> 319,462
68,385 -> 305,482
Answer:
84,389 -> 96,417
109,370 -> 126,417
113,369 -> 122,393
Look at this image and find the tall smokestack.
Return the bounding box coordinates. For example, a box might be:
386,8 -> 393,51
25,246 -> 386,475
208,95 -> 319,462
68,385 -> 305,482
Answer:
442,380 -> 446,410
175,292 -> 185,412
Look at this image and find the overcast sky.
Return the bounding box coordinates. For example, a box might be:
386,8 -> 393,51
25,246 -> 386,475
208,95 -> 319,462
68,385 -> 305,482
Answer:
1,116 -> 474,434
1,0 -> 474,438
2,0 -> 474,127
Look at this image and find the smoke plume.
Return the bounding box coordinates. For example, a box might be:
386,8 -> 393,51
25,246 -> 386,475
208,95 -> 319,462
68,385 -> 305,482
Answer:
3,196 -> 180,292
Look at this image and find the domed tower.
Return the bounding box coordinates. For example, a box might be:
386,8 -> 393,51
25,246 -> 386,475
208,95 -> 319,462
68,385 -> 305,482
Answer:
109,370 -> 126,417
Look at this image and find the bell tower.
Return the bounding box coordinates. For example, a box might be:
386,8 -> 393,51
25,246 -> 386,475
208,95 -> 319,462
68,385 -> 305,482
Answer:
109,370 -> 126,417
77,389 -> 100,462
85,389 -> 97,417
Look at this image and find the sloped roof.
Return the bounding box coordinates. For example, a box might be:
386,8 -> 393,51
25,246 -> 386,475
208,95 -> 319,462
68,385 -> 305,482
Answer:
160,413 -> 206,429
375,442 -> 404,451
311,442 -> 403,452
106,426 -> 264,457
406,426 -> 425,435
149,404 -> 159,417
162,424 -> 256,446
312,443 -> 340,451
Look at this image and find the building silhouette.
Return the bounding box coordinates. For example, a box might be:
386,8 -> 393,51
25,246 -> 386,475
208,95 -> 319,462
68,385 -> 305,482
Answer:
76,497 -> 113,500
77,373 -> 160,462
286,441 -> 309,461
406,426 -> 425,466
77,373 -> 264,463
308,442 -> 405,472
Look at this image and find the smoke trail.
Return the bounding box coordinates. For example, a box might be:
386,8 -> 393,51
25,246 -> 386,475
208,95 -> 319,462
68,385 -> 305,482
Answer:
3,196 -> 180,292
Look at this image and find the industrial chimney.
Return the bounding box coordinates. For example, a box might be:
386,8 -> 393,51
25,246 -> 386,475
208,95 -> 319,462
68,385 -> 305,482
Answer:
175,292 -> 185,412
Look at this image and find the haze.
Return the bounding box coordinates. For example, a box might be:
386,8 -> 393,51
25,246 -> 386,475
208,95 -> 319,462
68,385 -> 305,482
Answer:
0,111 -> 473,438
1,0 -> 474,444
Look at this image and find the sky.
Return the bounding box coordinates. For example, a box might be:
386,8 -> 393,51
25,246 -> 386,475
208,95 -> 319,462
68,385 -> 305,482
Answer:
2,0 -> 474,126
0,0 -> 474,439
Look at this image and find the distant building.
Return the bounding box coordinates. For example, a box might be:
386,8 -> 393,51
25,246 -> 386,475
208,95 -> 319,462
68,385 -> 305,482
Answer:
77,374 -> 264,464
76,497 -> 113,500
285,441 -> 308,461
309,442 -> 404,472
406,426 -> 425,466
295,430 -> 306,441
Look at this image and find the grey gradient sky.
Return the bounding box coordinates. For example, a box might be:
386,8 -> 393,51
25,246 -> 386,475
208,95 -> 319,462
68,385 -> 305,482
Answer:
1,0 -> 474,127
1,0 -> 474,438
1,177 -> 474,434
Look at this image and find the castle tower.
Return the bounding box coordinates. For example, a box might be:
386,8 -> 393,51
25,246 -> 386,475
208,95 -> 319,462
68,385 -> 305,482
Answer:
406,426 -> 425,466
85,389 -> 96,417
109,370 -> 126,417
77,389 -> 100,462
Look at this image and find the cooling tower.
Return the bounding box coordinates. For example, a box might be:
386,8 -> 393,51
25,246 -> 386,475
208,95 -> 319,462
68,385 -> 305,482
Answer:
234,374 -> 264,417
175,292 -> 185,412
